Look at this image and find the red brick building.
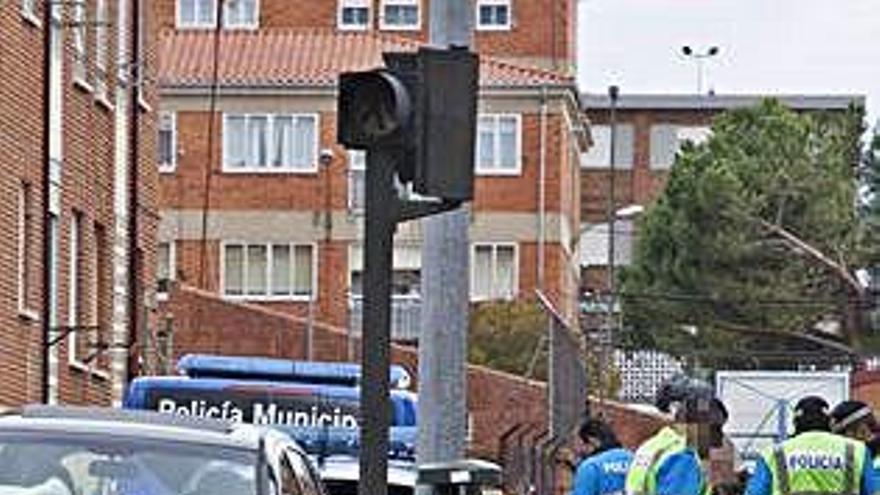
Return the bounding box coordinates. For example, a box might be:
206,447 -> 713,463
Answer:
0,0 -> 159,407
578,94 -> 864,297
154,0 -> 586,344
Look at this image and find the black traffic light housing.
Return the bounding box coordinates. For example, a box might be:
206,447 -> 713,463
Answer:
338,70 -> 412,149
338,47 -> 478,204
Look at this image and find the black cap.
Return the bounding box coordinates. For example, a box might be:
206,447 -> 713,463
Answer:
793,395 -> 830,434
795,396 -> 829,417
830,400 -> 876,433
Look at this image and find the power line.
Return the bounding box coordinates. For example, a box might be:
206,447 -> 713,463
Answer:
194,2 -> 225,344
604,290 -> 875,308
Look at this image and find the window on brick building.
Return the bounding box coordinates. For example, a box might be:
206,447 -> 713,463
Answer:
17,182 -> 37,318
72,0 -> 88,85
476,0 -> 511,30
380,0 -> 419,30
68,212 -> 84,366
92,222 -> 109,372
222,242 -> 315,300
347,150 -> 366,212
178,0 -> 217,28
95,0 -> 109,101
158,112 -> 177,172
471,243 -> 517,301
157,241 -> 175,299
349,244 -> 421,297
650,124 -> 712,169
223,114 -> 319,172
21,0 -> 38,23
580,124 -> 634,169
225,0 -> 258,28
338,0 -> 370,30
476,114 -> 521,175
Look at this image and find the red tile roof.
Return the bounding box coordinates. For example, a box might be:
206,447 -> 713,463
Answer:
158,29 -> 573,89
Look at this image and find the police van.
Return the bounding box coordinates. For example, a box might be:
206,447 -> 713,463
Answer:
124,354 -> 418,429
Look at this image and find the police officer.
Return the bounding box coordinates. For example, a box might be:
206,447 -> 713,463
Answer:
625,378 -> 728,495
571,417 -> 633,495
744,396 -> 875,495
832,400 -> 880,490
831,400 -> 878,443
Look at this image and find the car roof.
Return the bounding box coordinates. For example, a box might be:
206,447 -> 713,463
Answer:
0,405 -> 284,451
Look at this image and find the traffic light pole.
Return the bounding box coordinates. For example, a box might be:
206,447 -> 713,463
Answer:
417,0 -> 473,482
361,145 -> 397,495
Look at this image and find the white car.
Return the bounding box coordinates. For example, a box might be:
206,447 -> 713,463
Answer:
0,405 -> 325,495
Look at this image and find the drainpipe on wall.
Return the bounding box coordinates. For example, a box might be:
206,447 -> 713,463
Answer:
537,86 -> 548,291
40,0 -> 54,404
125,0 -> 141,385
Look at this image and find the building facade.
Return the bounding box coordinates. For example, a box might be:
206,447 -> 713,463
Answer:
578,94 -> 864,296
0,0 -> 159,406
154,0 -> 585,344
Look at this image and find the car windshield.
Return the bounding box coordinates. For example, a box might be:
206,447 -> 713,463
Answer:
0,432 -> 261,495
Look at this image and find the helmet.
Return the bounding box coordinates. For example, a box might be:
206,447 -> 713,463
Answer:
655,375 -> 726,425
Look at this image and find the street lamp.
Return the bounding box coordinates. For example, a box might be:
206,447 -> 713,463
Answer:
681,45 -> 720,95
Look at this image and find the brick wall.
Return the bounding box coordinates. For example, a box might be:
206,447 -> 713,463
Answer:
0,1 -> 48,406
153,0 -> 576,68
853,370 -> 880,409
157,283 -> 666,457
0,0 -> 160,407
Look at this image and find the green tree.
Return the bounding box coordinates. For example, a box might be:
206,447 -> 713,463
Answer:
619,100 -> 870,364
469,301 -> 549,379
468,301 -> 621,397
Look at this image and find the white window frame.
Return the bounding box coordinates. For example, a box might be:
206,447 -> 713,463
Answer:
157,241 -> 176,301
380,0 -> 420,31
348,243 -> 422,300
338,0 -> 370,30
72,0 -> 90,89
220,241 -> 318,302
347,150 -> 366,212
68,213 -> 83,367
158,112 -> 177,173
650,124 -> 712,170
21,0 -> 41,26
470,242 -> 518,302
224,0 -> 259,29
475,113 -> 522,176
94,0 -> 109,103
475,0 -> 511,31
177,0 -> 217,29
222,113 -> 320,174
580,124 -> 635,170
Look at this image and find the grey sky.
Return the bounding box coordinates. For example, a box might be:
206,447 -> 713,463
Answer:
577,0 -> 879,127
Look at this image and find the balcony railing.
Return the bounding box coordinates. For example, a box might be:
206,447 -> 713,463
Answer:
349,296 -> 422,343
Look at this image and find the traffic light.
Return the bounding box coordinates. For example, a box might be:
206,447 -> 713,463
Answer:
337,47 -> 478,203
337,70 -> 412,149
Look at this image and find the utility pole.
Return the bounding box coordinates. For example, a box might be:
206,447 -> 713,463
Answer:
601,85 -> 619,410
417,0 -> 473,479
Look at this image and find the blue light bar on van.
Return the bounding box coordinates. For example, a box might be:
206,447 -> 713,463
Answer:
278,425 -> 417,461
176,354 -> 412,390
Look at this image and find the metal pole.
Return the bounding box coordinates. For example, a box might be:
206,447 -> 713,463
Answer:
602,85 -> 619,409
360,145 -> 396,495
417,0 -> 473,480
